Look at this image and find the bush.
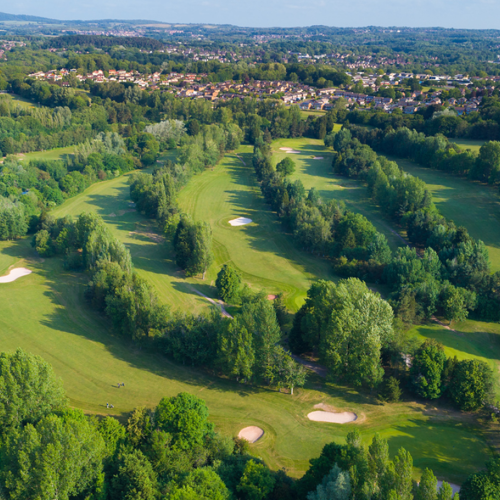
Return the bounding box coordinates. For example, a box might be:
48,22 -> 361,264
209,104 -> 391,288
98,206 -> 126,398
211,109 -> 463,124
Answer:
379,376 -> 402,403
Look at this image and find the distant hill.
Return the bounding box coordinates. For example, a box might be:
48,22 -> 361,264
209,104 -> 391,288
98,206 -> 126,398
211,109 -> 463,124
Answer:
0,12 -> 61,23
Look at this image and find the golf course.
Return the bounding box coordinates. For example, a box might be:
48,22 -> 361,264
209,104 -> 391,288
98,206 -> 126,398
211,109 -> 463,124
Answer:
0,136 -> 498,485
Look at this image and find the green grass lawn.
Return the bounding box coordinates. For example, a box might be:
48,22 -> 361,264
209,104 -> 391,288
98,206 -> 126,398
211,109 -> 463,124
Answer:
452,138 -> 486,153
386,155 -> 500,272
15,145 -> 75,163
272,138 -> 406,251
0,93 -> 37,109
0,238 -> 492,482
0,145 -> 496,483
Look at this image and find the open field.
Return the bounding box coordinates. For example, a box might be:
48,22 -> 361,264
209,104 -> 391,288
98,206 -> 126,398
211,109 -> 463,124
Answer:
14,145 -> 75,162
452,138 -> 486,152
0,92 -> 37,109
0,237 -> 493,482
387,155 -> 500,272
272,138 -> 407,251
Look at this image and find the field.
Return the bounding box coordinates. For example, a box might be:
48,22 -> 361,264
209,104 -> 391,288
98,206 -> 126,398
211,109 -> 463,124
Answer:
452,138 -> 486,152
0,92 -> 37,109
0,142 -> 497,484
387,155 -> 500,272
15,145 -> 75,162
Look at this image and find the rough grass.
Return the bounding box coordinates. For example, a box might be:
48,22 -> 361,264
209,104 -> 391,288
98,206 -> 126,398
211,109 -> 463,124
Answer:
386,155 -> 500,272
14,145 -> 75,162
452,138 -> 485,153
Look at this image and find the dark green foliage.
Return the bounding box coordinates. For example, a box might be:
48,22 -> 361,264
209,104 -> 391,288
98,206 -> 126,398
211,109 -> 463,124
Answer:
276,156 -> 296,177
379,376 -> 402,403
410,340 -> 447,400
216,264 -> 242,303
0,348 -> 67,430
237,459 -> 276,500
448,359 -> 494,411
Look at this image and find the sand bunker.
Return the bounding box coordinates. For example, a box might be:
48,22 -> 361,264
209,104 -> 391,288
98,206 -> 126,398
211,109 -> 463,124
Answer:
238,426 -> 264,443
288,150 -> 301,154
279,147 -> 293,151
267,294 -> 276,300
229,217 -> 252,226
313,156 -> 324,160
307,410 -> 357,424
0,268 -> 32,283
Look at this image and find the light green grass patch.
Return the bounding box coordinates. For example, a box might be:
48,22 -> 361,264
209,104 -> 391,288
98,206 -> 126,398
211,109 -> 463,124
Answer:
452,138 -> 485,153
15,145 -> 75,163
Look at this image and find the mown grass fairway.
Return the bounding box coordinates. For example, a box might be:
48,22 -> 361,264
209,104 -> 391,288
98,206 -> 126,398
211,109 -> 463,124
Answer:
272,138 -> 406,251
0,238 -> 493,482
0,145 -> 497,484
387,156 -> 500,272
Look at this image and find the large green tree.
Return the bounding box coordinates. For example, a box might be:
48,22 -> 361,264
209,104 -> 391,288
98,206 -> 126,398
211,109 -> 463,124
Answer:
216,264 -> 242,303
0,348 -> 67,430
410,340 -> 447,400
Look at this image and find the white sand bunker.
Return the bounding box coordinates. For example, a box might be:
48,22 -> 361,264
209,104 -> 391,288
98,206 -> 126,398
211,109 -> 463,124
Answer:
313,157 -> 324,160
308,410 -> 357,424
0,268 -> 32,283
288,150 -> 301,154
229,217 -> 252,226
279,147 -> 293,151
238,426 -> 264,443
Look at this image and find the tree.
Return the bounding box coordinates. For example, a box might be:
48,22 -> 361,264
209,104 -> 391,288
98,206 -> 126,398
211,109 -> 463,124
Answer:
155,393 -> 214,450
379,377 -> 402,403
410,340 -> 447,400
1,413 -> 106,500
276,157 -> 296,177
169,468 -> 230,500
307,464 -> 352,500
381,448 -> 413,500
111,450 -> 158,500
437,481 -> 456,500
0,348 -> 67,430
237,460 -> 276,500
416,468 -> 438,500
367,434 -> 389,496
320,279 -> 394,388
216,264 -> 242,303
441,284 -> 469,325
448,359 -> 494,411
216,318 -> 255,381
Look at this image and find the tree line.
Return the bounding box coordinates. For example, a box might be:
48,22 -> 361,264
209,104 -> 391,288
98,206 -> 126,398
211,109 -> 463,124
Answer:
325,127 -> 500,323
7,347 -> 500,499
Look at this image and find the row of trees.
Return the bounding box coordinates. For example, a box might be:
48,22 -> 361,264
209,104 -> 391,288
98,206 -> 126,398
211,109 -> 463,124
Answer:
326,128 -> 500,322
11,347 -> 500,499
347,124 -> 500,187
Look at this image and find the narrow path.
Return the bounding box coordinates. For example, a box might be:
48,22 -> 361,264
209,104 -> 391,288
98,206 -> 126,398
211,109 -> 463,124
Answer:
291,354 -> 327,378
234,154 -> 246,166
187,285 -> 233,318
431,315 -> 456,332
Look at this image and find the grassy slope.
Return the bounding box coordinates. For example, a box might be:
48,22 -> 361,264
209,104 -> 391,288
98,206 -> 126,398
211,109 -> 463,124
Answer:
0,145 -> 494,482
452,138 -> 485,153
386,155 -> 500,272
16,145 -> 76,162
0,238 -> 491,481
272,137 -> 406,251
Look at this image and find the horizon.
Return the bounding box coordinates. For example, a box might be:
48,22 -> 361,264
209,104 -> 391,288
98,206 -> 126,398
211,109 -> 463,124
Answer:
3,0 -> 500,30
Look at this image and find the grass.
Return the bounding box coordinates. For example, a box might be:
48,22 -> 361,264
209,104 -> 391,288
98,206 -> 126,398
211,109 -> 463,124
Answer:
0,93 -> 37,109
272,137 -> 406,252
452,138 -> 485,153
386,156 -> 500,272
0,144 -> 496,483
0,238 -> 492,482
409,319 -> 500,399
13,146 -> 75,163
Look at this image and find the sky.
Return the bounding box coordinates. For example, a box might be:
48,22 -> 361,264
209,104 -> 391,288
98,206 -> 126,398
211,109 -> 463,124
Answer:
6,0 -> 500,29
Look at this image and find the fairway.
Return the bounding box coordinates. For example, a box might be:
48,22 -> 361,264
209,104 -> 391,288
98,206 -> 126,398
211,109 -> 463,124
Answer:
0,237 -> 492,482
0,145 -> 496,484
16,145 -> 75,162
272,138 -> 407,251
387,155 -> 500,272
453,138 -> 485,153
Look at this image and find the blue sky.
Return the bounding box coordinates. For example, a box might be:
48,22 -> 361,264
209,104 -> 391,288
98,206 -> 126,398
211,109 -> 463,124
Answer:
7,0 -> 500,29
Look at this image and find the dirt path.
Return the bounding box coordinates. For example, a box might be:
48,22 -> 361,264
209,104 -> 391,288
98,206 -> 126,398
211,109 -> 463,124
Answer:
431,315 -> 457,332
291,354 -> 327,378
187,285 -> 233,318
234,154 -> 246,166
